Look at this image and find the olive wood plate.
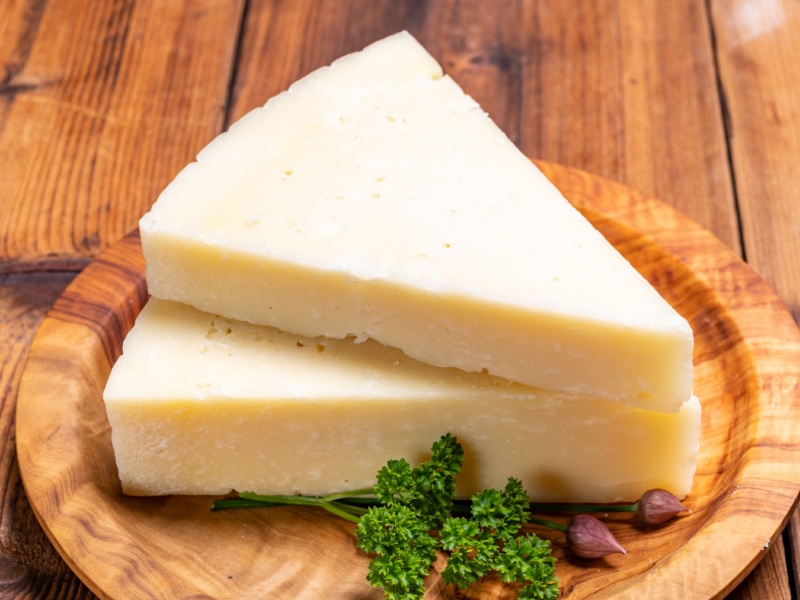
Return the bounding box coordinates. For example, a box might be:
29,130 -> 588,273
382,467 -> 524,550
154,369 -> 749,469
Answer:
16,161 -> 800,599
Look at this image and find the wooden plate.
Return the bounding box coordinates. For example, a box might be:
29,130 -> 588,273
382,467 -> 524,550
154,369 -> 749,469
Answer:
16,161 -> 800,599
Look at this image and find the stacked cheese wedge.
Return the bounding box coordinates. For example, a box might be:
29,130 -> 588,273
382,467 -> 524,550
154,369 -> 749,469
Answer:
103,31 -> 700,503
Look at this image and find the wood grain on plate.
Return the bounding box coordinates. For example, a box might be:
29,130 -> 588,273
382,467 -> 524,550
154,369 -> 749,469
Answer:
15,161 -> 800,599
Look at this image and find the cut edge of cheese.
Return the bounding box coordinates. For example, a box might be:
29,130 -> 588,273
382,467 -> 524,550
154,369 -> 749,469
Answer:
139,30 -> 694,412
103,299 -> 701,503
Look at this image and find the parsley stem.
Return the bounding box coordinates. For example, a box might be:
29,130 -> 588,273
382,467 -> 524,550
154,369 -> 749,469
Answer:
238,492 -> 323,507
527,516 -> 568,533
322,488 -> 376,502
530,502 -> 637,514
212,490 -> 378,517
335,496 -> 379,506
210,497 -> 281,510
215,493 -> 640,521
325,500 -> 369,518
321,501 -> 363,523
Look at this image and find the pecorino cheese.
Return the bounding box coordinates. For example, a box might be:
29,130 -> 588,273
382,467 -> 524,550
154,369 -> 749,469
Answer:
139,31 -> 694,413
103,299 -> 700,503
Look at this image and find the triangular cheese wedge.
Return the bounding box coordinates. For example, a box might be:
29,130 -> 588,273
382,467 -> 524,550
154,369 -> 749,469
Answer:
104,298 -> 700,502
139,31 -> 693,412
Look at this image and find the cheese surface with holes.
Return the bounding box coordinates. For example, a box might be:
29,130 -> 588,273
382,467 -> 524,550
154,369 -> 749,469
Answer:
103,299 -> 700,502
139,31 -> 693,413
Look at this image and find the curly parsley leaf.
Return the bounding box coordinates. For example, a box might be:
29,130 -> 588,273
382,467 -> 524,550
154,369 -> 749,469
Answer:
355,504 -> 438,599
470,477 -> 530,540
498,536 -> 559,600
439,477 -> 558,598
439,517 -> 495,587
371,433 -> 463,530
408,433 -> 463,529
374,458 -> 419,506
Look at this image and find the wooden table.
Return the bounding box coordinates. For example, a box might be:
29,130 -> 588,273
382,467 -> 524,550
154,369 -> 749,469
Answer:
2,1 -> 799,598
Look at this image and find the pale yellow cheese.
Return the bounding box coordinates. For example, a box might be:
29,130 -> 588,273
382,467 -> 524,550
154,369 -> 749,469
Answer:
139,31 -> 694,413
103,299 -> 700,503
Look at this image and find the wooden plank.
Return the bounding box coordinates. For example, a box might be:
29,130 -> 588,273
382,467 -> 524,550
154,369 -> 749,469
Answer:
787,508 -> 800,597
709,0 -> 800,323
725,536 -> 792,600
516,0 -> 740,252
0,0 -> 244,272
228,0 -> 424,121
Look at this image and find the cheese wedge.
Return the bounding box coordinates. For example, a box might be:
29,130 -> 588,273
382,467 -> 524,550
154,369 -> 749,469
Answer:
139,31 -> 693,413
103,299 -> 700,503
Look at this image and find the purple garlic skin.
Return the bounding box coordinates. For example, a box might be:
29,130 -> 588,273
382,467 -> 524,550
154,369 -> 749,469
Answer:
636,489 -> 691,526
566,514 -> 626,559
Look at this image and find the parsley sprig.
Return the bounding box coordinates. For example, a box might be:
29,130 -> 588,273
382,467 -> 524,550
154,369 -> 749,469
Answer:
212,435 -> 692,597
213,434 -> 559,599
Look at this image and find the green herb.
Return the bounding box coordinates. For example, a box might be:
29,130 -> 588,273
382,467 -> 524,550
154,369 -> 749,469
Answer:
356,435 -> 557,599
355,504 -> 438,599
213,434 -> 559,599
438,479 -> 558,600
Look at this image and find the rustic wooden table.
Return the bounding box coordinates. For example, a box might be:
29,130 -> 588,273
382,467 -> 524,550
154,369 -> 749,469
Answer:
2,1 -> 799,598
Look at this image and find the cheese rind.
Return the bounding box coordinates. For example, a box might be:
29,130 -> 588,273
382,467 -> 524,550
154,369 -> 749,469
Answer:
139,31 -> 693,411
103,299 -> 700,503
